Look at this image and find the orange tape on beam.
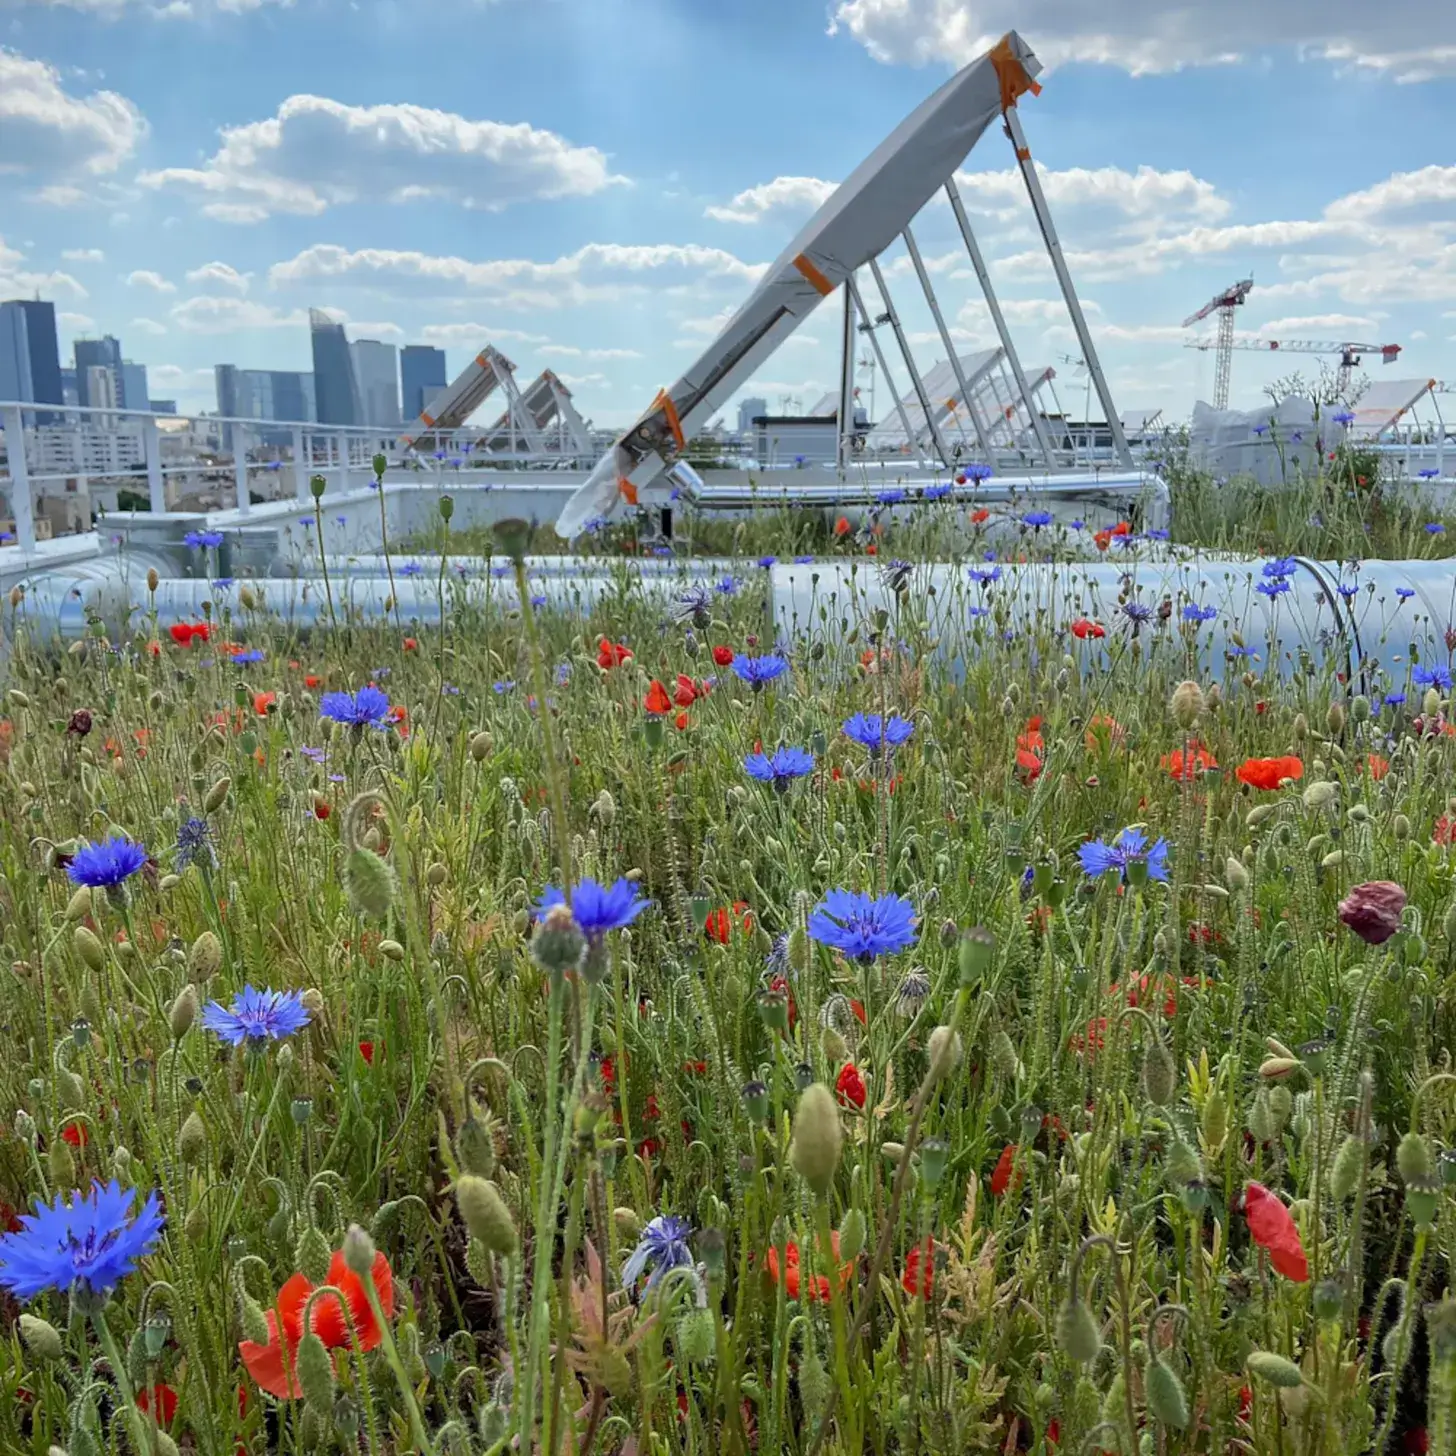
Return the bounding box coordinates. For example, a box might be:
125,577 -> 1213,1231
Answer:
651,389 -> 686,450
420,412 -> 435,427
990,35 -> 1042,112
618,476 -> 639,505
793,253 -> 835,296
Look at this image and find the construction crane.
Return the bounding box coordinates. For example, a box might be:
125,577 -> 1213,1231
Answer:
1182,279 -> 1254,410
1183,337 -> 1401,397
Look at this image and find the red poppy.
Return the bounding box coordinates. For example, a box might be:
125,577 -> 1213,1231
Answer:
358,1041 -> 378,1066
673,710 -> 690,732
239,1271 -> 311,1398
312,796 -> 331,820
673,674 -> 701,708
1070,617 -> 1105,640
865,544 -> 878,556
597,638 -> 633,669
644,679 -> 672,716
400,637 -> 417,652
1112,972 -> 1178,1018
705,901 -> 753,944
304,675 -> 321,690
1436,815 -> 1456,846
834,1062 -> 866,1110
253,691 -> 276,717
168,622 -> 194,646
765,1232 -> 852,1303
1015,716 -> 1045,781
1366,753 -> 1390,780
711,645 -> 734,667
1236,755 -> 1303,791
1243,1181 -> 1308,1281
137,1383 -> 178,1426
901,1237 -> 934,1298
1084,715 -> 1125,753
1237,1385 -> 1253,1423
1162,742 -> 1217,780
833,516 -> 851,537
61,1118 -> 88,1148
1407,1428 -> 1431,1454
991,1144 -> 1020,1197
1093,529 -> 1113,551
849,999 -> 867,1026
970,508 -> 990,525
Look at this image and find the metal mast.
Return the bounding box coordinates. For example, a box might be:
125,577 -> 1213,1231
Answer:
1182,279 -> 1254,410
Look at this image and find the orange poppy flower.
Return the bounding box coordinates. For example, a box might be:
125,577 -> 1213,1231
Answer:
1084,715 -> 1125,753
1235,755 -> 1303,790
1243,1182 -> 1308,1282
1366,753 -> 1390,780
1162,742 -> 1217,780
304,675 -> 321,689
991,1143 -> 1022,1196
765,1232 -> 852,1303
644,679 -> 672,716
597,638 -> 633,669
833,516 -> 851,537
402,637 -> 417,651
310,1249 -> 395,1350
253,692 -> 276,717
239,1271 -> 311,1398
970,507 -> 990,524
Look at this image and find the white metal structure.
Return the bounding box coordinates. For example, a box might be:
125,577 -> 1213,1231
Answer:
482,370 -> 592,456
556,30 -> 1133,539
400,345 -> 520,451
1185,336 -> 1403,397
1182,280 -> 1254,411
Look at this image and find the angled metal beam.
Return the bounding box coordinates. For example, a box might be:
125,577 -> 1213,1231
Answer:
837,284 -> 857,473
846,272 -> 924,468
901,224 -> 994,462
867,256 -> 952,467
943,176 -> 1058,469
1001,106 -> 1132,469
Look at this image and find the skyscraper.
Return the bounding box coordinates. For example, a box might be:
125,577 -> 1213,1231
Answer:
0,305 -> 30,404
400,345 -> 448,420
737,397 -> 768,435
0,299 -> 64,420
74,336 -> 123,409
120,361 -> 149,413
351,339 -> 400,427
309,309 -> 359,426
86,364 -> 118,412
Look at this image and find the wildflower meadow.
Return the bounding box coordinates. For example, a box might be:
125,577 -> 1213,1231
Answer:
6,464 -> 1456,1455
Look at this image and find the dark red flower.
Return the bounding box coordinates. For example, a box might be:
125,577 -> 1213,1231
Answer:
66,708 -> 93,737
1243,1181 -> 1308,1281
358,1041 -> 377,1065
137,1383 -> 178,1426
61,1118 -> 88,1148
597,638 -> 633,669
990,1143 -> 1020,1197
901,1237 -> 934,1298
1337,880 -> 1407,945
1070,617 -> 1105,640
673,674 -> 701,708
834,1062 -> 866,1110
712,645 -> 734,667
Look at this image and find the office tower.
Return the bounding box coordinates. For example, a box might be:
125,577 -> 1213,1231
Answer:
150,400 -> 177,414
309,308 -> 359,426
86,364 -> 118,412
400,344 -> 448,420
215,364 -> 238,418
737,396 -> 767,435
0,304 -> 30,403
120,361 -> 149,412
0,300 -> 64,420
61,367 -> 79,407
74,336 -> 123,408
351,339 -> 400,427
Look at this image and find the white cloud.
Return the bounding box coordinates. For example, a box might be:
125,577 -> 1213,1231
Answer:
1324,165 -> 1456,221
139,95 -> 625,221
955,162 -> 1230,223
0,48 -> 146,176
127,268 -> 176,293
553,371 -> 612,389
185,260 -> 251,293
130,317 -> 168,335
826,0 -> 1456,82
61,247 -> 105,263
1250,313 -> 1382,336
0,234 -> 88,299
169,295 -> 308,333
538,344 -> 642,360
58,311 -> 95,330
417,321 -> 552,347
268,241 -> 764,309
148,364 -> 215,390
705,176 -> 837,223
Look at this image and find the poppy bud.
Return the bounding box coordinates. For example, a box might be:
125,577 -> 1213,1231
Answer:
1145,1355 -> 1189,1429
177,1110 -> 207,1165
926,1025 -> 963,1085
170,984 -> 199,1038
1247,1351 -> 1304,1388
613,1207 -> 641,1241
1246,804 -> 1277,828
837,1208 -> 867,1263
469,731 -> 491,761
188,930 -> 222,980
787,926 -> 809,974
48,1138 -> 74,1189
456,1114 -> 496,1179
457,1176 -> 518,1256
19,1314 -> 64,1362
675,1308 -> 715,1366
1327,702 -> 1346,736
65,886 -> 95,921
341,1224 -> 376,1280
1170,680 -> 1205,730
1302,781 -> 1337,810
204,776 -> 231,812
378,938 -> 405,962
1399,1131 -> 1432,1182
297,1329 -> 336,1414
57,1065 -> 84,1108
73,925 -> 105,971
1165,1140 -> 1202,1186
1292,713 -> 1308,742
1142,1037 -> 1176,1106
1427,687 -> 1443,718
1056,1298 -> 1102,1364
239,1289 -> 269,1346
991,1029 -> 1023,1081
296,1224 -> 332,1286
592,790 -> 617,828
790,1083 -> 843,1197
344,847 -> 396,920
1259,1057 -> 1301,1080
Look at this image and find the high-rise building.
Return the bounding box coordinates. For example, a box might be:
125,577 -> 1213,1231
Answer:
74,336 -> 123,409
737,397 -> 768,436
309,309 -> 359,426
216,364 -> 317,445
150,400 -> 177,415
86,364 -> 119,412
120,361 -> 149,413
61,367 -> 79,407
351,339 -> 400,427
400,345 -> 448,420
0,300 -> 65,421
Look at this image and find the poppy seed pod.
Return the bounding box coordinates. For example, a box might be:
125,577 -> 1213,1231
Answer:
457,1175 -> 518,1257
1145,1355 -> 1189,1429
1247,1351 -> 1304,1388
790,1083 -> 843,1197
297,1329 -> 335,1414
1056,1298 -> 1102,1364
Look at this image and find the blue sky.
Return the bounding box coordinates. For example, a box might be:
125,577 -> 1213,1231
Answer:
1,0 -> 1453,431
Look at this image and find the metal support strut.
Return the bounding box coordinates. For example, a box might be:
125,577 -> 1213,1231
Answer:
867,256 -> 953,469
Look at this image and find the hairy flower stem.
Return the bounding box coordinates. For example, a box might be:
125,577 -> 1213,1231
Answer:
311,511 -> 342,643
1374,1229 -> 1428,1456
374,469 -> 402,634
814,1198 -> 859,1450
361,1266 -> 436,1455
91,1307 -> 151,1455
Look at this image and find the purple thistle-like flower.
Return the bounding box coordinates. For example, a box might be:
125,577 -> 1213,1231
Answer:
319,685 -> 392,727
922,482 -> 952,501
1121,600 -> 1153,625
622,1214 -> 694,1291
1256,578 -> 1292,598
0,1181 -> 164,1302
175,816 -> 214,871
808,889 -> 917,962
877,489 -> 907,506
230,649 -> 265,665
201,985 -> 312,1046
1182,603 -> 1218,623
66,835 -> 147,889
1426,523 -> 1446,535
968,565 -> 1002,586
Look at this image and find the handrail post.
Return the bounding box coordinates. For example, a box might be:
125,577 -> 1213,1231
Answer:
3,405 -> 37,553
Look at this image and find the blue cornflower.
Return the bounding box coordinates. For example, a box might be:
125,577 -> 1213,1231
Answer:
744,746 -> 815,790
67,835 -> 147,889
715,576 -> 740,596
731,654 -> 789,689
334,515 -> 347,526
1146,528 -> 1171,541
530,593 -> 547,609
968,565 -> 1002,586
1263,557 -> 1297,579
843,712 -> 914,754
622,1214 -> 694,1292
922,482 -> 952,501
1227,643 -> 1257,658
1385,691 -> 1407,707
1078,826 -> 1170,884
1069,519 -> 1085,531
675,584 -> 712,623
967,604 -> 989,618
1337,583 -> 1359,600
184,530 -> 224,550
556,662 -> 572,686
493,680 -> 515,694
1414,665 -> 1452,690
963,463 -> 993,482
0,1181 -> 164,1302
534,877 -> 650,942
1333,409 -> 1356,426
877,489 -> 906,506
1427,523 -> 1446,535
175,816 -> 214,871
808,889 -> 917,962
1122,601 -> 1153,624
492,564 -> 512,580
758,555 -> 777,568
1256,578 -> 1292,598
793,554 -> 814,564
1420,469 -> 1441,480
1021,510 -> 1053,528
299,517 -> 316,528
212,578 -> 234,590
201,985 -> 312,1046
1253,425 -> 1268,437
230,649 -> 264,665
399,562 -> 424,577
1182,603 -> 1217,623
1397,587 -> 1416,601
319,685 -> 392,727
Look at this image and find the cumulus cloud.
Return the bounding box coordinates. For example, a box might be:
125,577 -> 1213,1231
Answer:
0,234 -> 87,299
169,296 -> 308,333
185,260 -> 251,293
417,322 -> 552,347
826,0 -> 1456,82
705,176 -> 838,223
538,344 -> 642,360
58,311 -> 95,329
0,48 -> 146,176
1324,165 -> 1456,221
139,95 -> 625,221
130,317 -> 169,335
268,241 -> 764,309
127,269 -> 175,293
61,248 -> 106,262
